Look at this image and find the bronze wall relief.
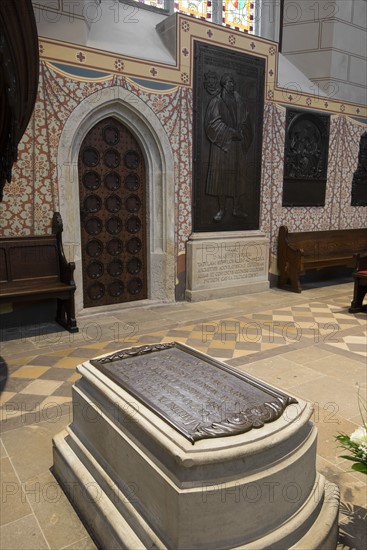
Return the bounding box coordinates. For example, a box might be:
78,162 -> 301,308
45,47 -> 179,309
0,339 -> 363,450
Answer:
282,109 -> 330,206
351,130 -> 367,207
193,43 -> 265,231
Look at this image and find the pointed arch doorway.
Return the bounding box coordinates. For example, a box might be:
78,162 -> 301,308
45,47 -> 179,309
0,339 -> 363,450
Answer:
78,116 -> 147,308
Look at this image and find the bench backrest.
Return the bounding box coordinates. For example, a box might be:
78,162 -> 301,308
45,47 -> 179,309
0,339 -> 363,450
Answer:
0,236 -> 60,284
285,228 -> 367,259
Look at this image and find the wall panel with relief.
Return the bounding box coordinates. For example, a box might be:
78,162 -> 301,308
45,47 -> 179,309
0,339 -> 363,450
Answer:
193,42 -> 265,231
351,131 -> 367,207
282,109 -> 330,207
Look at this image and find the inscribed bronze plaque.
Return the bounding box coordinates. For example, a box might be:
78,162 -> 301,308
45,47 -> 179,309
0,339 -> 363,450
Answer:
90,342 -> 297,444
193,42 -> 265,232
283,109 -> 330,206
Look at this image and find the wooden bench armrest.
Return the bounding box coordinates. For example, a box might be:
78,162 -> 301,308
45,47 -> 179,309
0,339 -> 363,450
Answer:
277,226 -> 304,292
354,252 -> 367,271
287,243 -> 304,256
278,227 -> 304,258
52,212 -> 76,287
60,260 -> 76,287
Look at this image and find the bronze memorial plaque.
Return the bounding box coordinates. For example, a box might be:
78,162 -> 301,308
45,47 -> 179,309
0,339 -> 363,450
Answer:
193,42 -> 265,232
90,342 -> 297,443
283,108 -> 330,207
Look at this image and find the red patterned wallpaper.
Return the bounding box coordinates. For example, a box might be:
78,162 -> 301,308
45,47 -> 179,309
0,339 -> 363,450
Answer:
0,62 -> 365,290
260,103 -> 367,256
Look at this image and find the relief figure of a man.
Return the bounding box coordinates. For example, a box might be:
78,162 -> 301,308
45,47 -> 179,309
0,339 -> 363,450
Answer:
205,73 -> 253,222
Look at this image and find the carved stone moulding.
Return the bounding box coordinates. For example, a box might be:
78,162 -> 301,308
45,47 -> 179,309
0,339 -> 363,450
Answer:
283,108 -> 330,207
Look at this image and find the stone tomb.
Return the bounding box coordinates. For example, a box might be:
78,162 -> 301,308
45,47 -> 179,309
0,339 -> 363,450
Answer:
185,231 -> 270,302
53,342 -> 339,549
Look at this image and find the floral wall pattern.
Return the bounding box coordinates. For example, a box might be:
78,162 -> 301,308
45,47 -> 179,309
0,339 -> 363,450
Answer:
259,103 -> 366,260
0,62 -> 193,252
0,59 -> 366,297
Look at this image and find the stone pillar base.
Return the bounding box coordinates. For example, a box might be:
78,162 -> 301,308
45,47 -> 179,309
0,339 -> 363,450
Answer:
186,231 -> 270,302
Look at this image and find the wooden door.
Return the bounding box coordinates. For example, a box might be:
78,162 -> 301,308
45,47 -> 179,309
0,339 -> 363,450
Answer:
78,117 -> 147,308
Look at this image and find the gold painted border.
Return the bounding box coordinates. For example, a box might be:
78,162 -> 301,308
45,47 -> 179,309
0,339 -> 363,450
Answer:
39,13 -> 366,118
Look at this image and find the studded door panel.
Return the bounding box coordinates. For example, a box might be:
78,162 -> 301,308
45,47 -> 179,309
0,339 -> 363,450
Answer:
78,117 -> 147,308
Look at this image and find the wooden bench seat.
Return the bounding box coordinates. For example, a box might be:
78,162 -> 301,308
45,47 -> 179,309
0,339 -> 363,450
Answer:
349,254 -> 367,313
1,281 -> 75,300
0,213 -> 78,332
277,225 -> 367,293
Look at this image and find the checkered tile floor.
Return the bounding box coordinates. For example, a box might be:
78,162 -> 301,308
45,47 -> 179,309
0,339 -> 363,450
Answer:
1,285 -> 366,550
251,301 -> 366,330
138,320 -> 291,359
324,328 -> 367,357
1,293 -> 366,428
138,301 -> 367,360
0,341 -> 137,424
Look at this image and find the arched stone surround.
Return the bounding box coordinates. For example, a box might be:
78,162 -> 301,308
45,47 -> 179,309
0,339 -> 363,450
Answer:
57,85 -> 175,315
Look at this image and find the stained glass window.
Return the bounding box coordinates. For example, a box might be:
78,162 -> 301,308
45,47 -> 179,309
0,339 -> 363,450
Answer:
223,0 -> 254,33
135,0 -> 166,9
134,1 -> 256,33
175,1 -> 209,19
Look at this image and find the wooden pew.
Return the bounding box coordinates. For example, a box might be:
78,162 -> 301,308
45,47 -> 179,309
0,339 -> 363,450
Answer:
349,254 -> 367,313
0,212 -> 78,332
277,225 -> 367,293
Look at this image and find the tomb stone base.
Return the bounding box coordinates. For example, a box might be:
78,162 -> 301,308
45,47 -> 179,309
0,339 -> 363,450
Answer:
185,231 -> 270,302
53,344 -> 339,550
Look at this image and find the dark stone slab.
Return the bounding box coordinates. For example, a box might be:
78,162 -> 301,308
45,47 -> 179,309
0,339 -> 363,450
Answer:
90,342 -> 297,444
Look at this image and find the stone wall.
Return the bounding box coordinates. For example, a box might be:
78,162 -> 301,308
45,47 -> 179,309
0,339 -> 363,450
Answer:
282,0 -> 367,105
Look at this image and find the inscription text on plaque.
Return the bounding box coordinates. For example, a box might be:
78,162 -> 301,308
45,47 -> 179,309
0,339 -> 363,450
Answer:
91,343 -> 297,443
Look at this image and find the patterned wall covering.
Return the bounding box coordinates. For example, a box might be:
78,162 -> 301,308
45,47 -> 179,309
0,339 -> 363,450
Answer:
0,62 -> 193,256
0,14 -> 366,299
261,103 -> 367,259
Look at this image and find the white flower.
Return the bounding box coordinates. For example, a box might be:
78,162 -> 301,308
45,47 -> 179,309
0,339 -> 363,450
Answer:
360,442 -> 367,461
350,425 -> 367,445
